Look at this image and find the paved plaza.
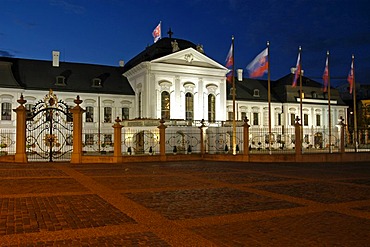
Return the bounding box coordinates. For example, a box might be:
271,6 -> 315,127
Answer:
0,160 -> 370,246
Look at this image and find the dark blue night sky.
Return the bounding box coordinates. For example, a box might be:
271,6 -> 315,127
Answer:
1,0 -> 369,86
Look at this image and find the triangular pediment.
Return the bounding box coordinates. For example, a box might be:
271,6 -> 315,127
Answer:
151,48 -> 226,70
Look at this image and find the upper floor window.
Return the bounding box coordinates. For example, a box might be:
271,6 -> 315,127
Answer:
55,76 -> 66,86
25,104 -> 34,119
241,112 -> 246,121
228,111 -> 234,121
253,112 -> 259,125
104,107 -> 112,123
277,113 -> 282,126
290,113 -> 296,125
316,114 -> 321,126
185,92 -> 193,120
92,78 -> 102,88
1,102 -> 11,120
86,106 -> 94,122
253,89 -> 260,97
303,114 -> 309,126
208,94 -> 215,123
161,91 -> 170,120
66,105 -> 73,122
122,107 -> 129,120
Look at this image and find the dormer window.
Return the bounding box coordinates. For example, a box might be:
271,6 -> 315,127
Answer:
312,91 -> 317,98
253,89 -> 260,97
92,78 -> 102,88
55,76 -> 66,86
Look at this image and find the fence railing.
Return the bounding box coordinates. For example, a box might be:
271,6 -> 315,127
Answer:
0,129 -> 16,155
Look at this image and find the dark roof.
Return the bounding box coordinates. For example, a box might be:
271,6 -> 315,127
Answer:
123,37 -> 197,72
0,57 -> 134,95
227,78 -> 281,102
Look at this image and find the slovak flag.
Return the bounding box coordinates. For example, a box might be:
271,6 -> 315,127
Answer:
246,48 -> 268,78
225,43 -> 233,83
347,59 -> 354,94
225,43 -> 233,68
322,56 -> 329,92
152,22 -> 161,43
292,53 -> 301,87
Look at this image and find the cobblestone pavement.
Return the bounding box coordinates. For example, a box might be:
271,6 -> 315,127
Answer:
0,161 -> 370,246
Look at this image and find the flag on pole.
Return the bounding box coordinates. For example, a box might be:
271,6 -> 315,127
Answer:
152,22 -> 161,43
246,48 -> 268,78
347,59 -> 354,94
292,52 -> 301,87
225,43 -> 234,83
322,56 -> 329,92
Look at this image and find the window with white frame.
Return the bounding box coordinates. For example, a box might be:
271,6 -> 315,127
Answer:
1,102 -> 11,120
253,89 -> 260,97
208,94 -> 216,122
290,113 -> 296,125
104,107 -> 112,123
303,114 -> 309,126
185,92 -> 193,120
86,106 -> 94,122
161,91 -> 170,120
253,112 -> 259,125
316,114 -> 321,126
122,107 -> 129,120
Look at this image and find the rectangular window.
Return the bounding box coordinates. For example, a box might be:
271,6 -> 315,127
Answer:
316,114 -> 321,126
241,112 -> 246,121
253,112 -> 259,125
122,107 -> 129,120
104,107 -> 112,123
84,134 -> 94,145
290,113 -> 295,125
277,113 -> 282,126
103,134 -> 112,145
1,102 -> 11,120
304,114 -> 309,126
86,106 -> 94,122
228,111 -> 233,121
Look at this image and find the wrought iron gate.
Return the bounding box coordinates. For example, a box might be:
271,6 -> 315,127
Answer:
26,90 -> 73,162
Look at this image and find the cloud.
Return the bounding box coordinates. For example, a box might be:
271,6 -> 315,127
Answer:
49,0 -> 85,14
0,50 -> 15,57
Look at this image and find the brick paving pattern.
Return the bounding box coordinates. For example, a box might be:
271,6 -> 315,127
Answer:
0,161 -> 369,246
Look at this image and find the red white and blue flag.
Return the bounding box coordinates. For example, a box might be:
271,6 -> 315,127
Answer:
246,48 -> 268,78
225,43 -> 233,83
152,22 -> 161,43
322,56 -> 329,92
292,53 -> 301,87
347,59 -> 354,94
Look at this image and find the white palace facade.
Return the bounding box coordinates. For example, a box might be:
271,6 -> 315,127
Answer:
0,37 -> 348,150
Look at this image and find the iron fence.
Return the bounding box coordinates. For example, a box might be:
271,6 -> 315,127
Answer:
82,130 -> 114,155
0,129 -> 16,155
121,127 -> 159,155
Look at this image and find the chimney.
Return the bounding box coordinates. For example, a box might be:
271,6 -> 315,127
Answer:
119,60 -> 124,67
52,51 -> 60,67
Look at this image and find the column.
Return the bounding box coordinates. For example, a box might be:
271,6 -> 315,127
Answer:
70,96 -> 85,164
13,94 -> 28,163
243,117 -> 250,156
113,117 -> 123,162
158,118 -> 167,161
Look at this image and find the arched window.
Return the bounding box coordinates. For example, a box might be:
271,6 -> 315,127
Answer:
161,91 -> 170,119
185,92 -> 193,120
208,94 -> 215,122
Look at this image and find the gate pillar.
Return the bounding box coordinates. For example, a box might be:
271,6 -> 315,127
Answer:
199,119 -> 207,156
243,117 -> 250,156
113,117 -> 123,163
158,119 -> 167,161
70,96 -> 85,164
13,94 -> 28,163
294,116 -> 302,156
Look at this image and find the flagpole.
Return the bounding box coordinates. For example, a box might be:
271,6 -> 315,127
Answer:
327,51 -> 332,153
352,54 -> 358,152
232,35 -> 236,155
298,46 -> 303,153
267,41 -> 272,154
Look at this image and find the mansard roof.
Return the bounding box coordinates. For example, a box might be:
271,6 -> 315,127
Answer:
227,78 -> 281,102
123,37 -> 197,72
0,57 -> 134,95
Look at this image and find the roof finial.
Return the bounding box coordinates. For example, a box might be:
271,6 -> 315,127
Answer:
167,28 -> 173,38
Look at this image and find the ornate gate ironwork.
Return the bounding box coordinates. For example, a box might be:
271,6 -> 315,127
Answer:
26,90 -> 73,162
